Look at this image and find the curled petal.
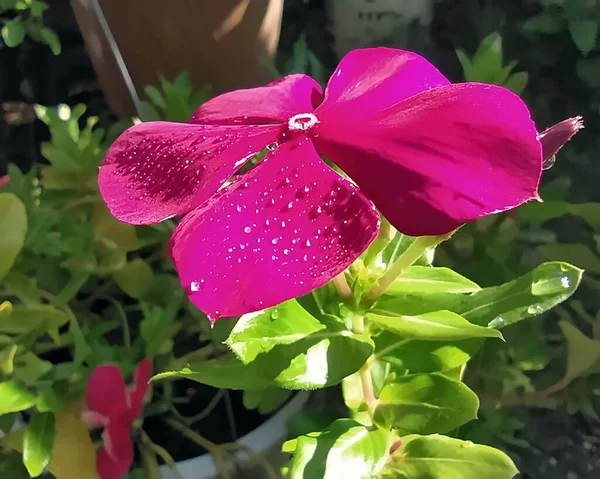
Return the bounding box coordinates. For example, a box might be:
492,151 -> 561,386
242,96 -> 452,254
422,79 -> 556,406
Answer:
169,139 -> 379,320
127,359 -> 152,421
316,47 -> 449,122
538,116 -> 583,165
189,74 -> 323,125
97,422 -> 133,479
315,83 -> 542,236
99,122 -> 280,225
86,365 -> 128,419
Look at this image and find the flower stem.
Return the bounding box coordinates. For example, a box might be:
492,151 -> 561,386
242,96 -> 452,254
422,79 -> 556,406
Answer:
363,216 -> 395,266
362,234 -> 450,308
332,272 -> 353,304
352,315 -> 377,420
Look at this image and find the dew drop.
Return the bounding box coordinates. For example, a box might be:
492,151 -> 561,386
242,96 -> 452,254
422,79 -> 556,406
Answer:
244,226 -> 252,233
188,280 -> 202,293
271,309 -> 280,320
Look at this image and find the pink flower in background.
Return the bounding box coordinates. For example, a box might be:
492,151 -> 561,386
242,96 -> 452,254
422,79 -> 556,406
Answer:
83,360 -> 152,479
98,47 -> 577,321
0,175 -> 10,188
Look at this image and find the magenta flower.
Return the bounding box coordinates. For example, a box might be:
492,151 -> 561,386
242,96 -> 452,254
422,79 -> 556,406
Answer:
99,48 -> 549,321
83,360 -> 152,479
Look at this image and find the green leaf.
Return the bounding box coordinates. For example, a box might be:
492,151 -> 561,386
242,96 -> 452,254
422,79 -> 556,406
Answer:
152,358 -> 273,390
374,374 -> 479,434
569,20 -> 598,54
225,300 -> 373,389
0,380 -> 36,414
385,266 -> 480,295
39,27 -> 60,55
538,243 -> 600,273
0,305 -> 69,335
374,332 -> 477,373
13,353 -> 53,385
559,320 -> 600,384
288,419 -> 388,479
517,201 -> 600,231
504,71 -> 529,95
0,193 -> 27,279
577,58 -> 600,88
243,387 -> 292,415
389,434 -> 518,478
114,259 -> 155,299
36,388 -> 65,413
0,343 -> 17,375
522,13 -> 564,34
2,19 -> 26,47
23,412 -> 55,477
374,262 -> 582,329
368,310 -> 502,341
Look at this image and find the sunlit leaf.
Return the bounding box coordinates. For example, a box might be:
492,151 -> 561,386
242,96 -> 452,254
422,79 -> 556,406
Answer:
288,419 -> 388,479
374,374 -> 479,434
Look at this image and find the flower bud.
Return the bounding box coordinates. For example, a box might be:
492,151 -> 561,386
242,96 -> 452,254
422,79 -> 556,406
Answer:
538,117 -> 583,169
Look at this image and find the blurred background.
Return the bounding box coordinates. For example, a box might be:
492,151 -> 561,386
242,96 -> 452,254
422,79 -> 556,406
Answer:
1,1 -> 600,478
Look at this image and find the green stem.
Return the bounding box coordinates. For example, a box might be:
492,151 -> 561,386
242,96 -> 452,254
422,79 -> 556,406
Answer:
332,272 -> 353,305
140,429 -> 183,479
362,234 -> 450,308
103,296 -> 131,349
352,315 -> 377,421
363,216 -> 395,266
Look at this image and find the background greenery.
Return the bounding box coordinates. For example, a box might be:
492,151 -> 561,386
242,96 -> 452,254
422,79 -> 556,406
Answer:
1,0 -> 600,478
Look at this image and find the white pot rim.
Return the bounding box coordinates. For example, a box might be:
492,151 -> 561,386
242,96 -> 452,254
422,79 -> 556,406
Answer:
160,390 -> 310,479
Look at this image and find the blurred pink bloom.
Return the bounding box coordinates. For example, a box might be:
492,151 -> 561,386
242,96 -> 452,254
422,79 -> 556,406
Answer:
98,48 -> 574,320
83,360 -> 152,479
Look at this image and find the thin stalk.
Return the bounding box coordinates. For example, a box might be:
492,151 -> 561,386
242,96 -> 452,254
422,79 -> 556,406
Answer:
183,389 -> 226,425
352,315 -> 377,420
140,429 -> 183,479
363,216 -> 395,266
164,417 -> 231,479
362,234 -> 450,307
331,272 -> 353,304
103,296 -> 131,348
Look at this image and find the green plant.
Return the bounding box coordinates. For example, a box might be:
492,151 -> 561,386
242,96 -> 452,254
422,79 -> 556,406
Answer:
139,72 -> 211,122
0,0 -> 60,54
457,32 -> 529,94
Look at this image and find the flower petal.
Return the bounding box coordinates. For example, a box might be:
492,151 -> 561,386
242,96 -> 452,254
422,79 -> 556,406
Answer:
127,359 -> 152,421
97,422 -> 133,479
316,47 -> 449,122
169,139 -> 379,320
99,122 -> 280,225
189,74 -> 323,125
315,83 -> 542,236
86,365 -> 128,418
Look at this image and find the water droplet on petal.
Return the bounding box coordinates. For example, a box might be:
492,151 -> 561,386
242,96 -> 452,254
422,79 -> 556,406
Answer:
244,226 -> 252,233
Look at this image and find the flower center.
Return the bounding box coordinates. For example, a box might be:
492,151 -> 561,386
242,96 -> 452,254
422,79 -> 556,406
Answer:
288,113 -> 319,132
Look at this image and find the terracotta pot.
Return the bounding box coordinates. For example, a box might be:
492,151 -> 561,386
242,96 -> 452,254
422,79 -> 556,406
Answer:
71,0 -> 284,118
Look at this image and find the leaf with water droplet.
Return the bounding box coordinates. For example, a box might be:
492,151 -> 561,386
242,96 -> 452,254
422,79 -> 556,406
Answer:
374,262 -> 582,330
223,299 -> 373,389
